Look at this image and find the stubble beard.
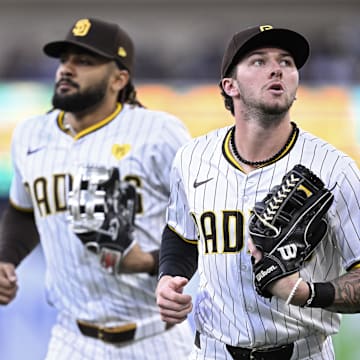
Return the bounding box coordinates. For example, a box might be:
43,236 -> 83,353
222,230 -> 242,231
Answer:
240,90 -> 295,127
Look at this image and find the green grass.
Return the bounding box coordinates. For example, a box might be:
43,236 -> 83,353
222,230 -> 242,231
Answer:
333,314 -> 360,359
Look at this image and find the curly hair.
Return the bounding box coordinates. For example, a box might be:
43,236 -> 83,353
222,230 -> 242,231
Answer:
116,61 -> 143,108
117,81 -> 143,107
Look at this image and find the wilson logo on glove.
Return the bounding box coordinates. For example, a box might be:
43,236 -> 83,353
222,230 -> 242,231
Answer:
277,244 -> 298,260
255,265 -> 277,282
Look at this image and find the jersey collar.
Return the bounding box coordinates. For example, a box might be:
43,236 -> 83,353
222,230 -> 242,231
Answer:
222,124 -> 299,172
57,103 -> 123,140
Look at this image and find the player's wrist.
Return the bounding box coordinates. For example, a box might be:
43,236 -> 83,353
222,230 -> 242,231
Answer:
148,250 -> 159,276
301,281 -> 335,308
286,278 -> 310,306
119,243 -> 154,274
277,279 -> 336,308
269,274 -> 309,305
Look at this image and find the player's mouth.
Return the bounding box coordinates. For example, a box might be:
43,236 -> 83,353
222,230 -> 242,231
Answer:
266,82 -> 284,95
56,79 -> 79,93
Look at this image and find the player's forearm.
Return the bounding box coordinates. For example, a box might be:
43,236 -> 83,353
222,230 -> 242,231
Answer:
268,274 -> 310,306
159,225 -> 198,280
271,269 -> 360,313
0,204 -> 39,266
326,268 -> 360,313
119,244 -> 159,275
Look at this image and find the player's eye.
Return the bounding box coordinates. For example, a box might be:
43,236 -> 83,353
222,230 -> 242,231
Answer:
280,57 -> 295,67
59,55 -> 69,64
253,59 -> 265,66
77,56 -> 94,66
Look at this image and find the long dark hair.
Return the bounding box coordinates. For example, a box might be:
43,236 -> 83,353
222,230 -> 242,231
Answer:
116,61 -> 143,107
117,81 -> 143,107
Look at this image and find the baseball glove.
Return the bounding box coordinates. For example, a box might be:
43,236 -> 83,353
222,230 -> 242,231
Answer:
67,165 -> 137,274
248,164 -> 334,298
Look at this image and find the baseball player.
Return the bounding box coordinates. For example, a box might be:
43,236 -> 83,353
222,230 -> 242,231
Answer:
156,25 -> 360,359
0,18 -> 193,359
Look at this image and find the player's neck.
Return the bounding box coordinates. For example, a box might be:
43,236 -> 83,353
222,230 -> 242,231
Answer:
64,101 -> 120,134
230,119 -> 295,170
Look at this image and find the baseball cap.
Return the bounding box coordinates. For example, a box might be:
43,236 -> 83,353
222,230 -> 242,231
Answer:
43,18 -> 134,73
221,24 -> 310,78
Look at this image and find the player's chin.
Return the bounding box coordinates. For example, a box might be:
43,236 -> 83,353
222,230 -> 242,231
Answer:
261,97 -> 292,114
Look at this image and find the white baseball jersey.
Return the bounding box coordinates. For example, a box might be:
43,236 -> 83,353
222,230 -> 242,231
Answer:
9,103 -> 193,359
167,124 -> 360,360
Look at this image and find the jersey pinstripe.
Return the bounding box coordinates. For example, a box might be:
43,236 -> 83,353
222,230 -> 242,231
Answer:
167,124 -> 360,357
9,103 -> 193,359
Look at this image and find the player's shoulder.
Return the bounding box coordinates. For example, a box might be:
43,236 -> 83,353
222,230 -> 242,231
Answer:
297,127 -> 358,181
12,109 -> 60,136
122,104 -> 184,127
121,104 -> 191,146
178,125 -> 231,154
298,127 -> 354,164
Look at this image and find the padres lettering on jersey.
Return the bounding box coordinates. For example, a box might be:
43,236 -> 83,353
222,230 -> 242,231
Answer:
194,210 -> 244,254
23,172 -> 145,218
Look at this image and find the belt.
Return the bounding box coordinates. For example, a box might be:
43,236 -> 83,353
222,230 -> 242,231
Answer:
226,343 -> 294,360
77,320 -> 174,344
77,320 -> 137,344
195,331 -> 294,360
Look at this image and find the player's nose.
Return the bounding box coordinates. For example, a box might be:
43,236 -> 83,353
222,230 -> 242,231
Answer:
270,68 -> 283,79
59,61 -> 74,75
57,56 -> 77,77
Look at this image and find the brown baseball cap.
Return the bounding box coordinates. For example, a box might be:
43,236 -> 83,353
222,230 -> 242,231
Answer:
43,18 -> 134,73
221,24 -> 310,78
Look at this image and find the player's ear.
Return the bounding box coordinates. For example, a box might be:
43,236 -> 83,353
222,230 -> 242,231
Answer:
112,67 -> 130,93
221,78 -> 240,97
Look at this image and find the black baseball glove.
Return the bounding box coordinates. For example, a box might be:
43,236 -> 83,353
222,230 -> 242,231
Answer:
248,164 -> 334,298
67,166 -> 137,274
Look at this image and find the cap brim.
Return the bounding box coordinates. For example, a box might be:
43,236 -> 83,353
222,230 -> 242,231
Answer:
43,40 -> 114,60
239,28 -> 310,69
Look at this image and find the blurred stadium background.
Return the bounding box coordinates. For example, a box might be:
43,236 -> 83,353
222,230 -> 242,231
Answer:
0,0 -> 359,359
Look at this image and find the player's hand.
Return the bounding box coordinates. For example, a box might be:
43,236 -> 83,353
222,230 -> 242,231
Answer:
248,238 -> 262,262
0,262 -> 18,305
156,275 -> 193,324
248,240 -> 309,305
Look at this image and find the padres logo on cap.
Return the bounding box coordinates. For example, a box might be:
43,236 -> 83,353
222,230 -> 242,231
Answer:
72,19 -> 91,37
260,25 -> 273,32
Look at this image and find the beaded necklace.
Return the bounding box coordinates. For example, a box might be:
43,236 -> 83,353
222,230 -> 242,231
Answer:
230,122 -> 298,168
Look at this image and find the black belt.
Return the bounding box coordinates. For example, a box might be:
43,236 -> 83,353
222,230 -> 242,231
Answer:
77,320 -> 174,344
77,320 -> 137,344
226,343 -> 294,360
195,331 -> 294,360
